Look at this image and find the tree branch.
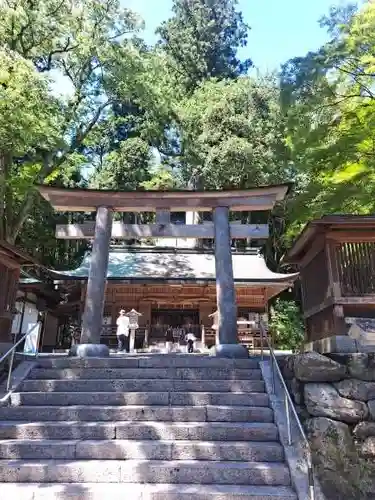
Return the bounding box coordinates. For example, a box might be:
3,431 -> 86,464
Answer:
336,65 -> 375,99
7,190 -> 36,244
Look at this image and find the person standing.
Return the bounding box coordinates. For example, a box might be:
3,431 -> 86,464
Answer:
185,332 -> 196,353
116,309 -> 130,352
165,326 -> 174,353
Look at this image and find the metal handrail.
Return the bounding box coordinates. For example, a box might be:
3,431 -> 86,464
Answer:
0,323 -> 40,392
259,320 -> 315,500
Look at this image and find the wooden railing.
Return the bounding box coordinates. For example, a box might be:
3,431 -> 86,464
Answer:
57,323 -> 266,350
336,242 -> 375,296
149,324 -> 201,340
100,325 -> 148,337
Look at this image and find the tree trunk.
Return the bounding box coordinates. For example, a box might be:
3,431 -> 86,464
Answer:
6,190 -> 36,244
0,152 -> 11,241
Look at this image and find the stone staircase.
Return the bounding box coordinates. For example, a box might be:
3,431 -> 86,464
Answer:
0,354 -> 297,499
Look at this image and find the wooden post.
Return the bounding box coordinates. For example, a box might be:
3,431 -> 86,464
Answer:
80,206 -> 113,355
144,327 -> 149,348
201,324 -> 205,349
213,207 -> 248,358
130,328 -> 136,352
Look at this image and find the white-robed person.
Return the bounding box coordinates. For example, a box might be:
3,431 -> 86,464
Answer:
116,309 -> 130,352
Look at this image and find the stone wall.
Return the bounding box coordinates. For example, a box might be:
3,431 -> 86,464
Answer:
280,352 -> 375,499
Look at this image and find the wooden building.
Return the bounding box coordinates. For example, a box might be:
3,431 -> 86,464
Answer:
55,247 -> 298,348
285,215 -> 375,352
13,271 -> 69,353
0,240 -> 69,355
0,241 -> 40,353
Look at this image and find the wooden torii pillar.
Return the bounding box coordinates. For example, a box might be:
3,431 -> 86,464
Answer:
38,185 -> 290,357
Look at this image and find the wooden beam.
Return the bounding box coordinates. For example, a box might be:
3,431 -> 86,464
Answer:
336,296 -> 375,305
303,296 -> 335,319
52,195 -> 276,212
326,231 -> 375,243
55,222 -> 269,240
38,185 -> 290,212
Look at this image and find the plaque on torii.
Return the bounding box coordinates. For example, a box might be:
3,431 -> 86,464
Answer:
125,308 -> 142,352
37,184 -> 289,358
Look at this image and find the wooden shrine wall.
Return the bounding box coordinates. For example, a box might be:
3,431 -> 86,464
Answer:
79,283 -> 271,326
0,259 -> 20,344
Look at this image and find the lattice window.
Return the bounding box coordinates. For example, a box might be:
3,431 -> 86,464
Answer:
336,242 -> 375,296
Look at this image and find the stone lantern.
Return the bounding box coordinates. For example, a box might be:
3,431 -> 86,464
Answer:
126,309 -> 142,352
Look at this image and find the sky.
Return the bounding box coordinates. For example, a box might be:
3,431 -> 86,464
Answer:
125,0 -> 349,73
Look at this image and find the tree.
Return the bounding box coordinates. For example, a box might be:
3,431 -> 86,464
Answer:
178,76 -> 290,189
157,0 -> 252,92
0,0 -> 143,244
141,165 -> 183,190
281,1 -> 375,241
0,48 -> 63,242
89,137 -> 151,190
269,298 -> 304,352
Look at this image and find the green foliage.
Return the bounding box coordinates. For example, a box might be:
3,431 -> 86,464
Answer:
269,299 -> 304,352
0,0 -> 143,251
157,0 -> 251,92
178,76 -> 290,189
141,165 -> 182,191
281,1 -> 375,241
89,138 -> 151,190
0,48 -> 63,241
9,0 -> 375,279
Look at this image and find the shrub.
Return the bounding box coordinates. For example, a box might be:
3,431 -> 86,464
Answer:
269,299 -> 304,352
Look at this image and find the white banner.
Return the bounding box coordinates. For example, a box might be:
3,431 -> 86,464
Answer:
23,323 -> 41,355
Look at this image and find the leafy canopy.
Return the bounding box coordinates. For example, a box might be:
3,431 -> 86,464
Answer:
0,0 -> 143,244
281,1 -> 375,240
157,0 -> 252,91
178,76 -> 290,189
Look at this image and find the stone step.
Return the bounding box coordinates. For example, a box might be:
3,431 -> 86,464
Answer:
19,378 -> 265,393
11,391 -> 269,407
36,356 -> 259,369
29,367 -> 262,380
0,439 -> 284,461
0,459 -> 291,485
0,405 -> 274,422
0,421 -> 279,441
0,483 -> 298,499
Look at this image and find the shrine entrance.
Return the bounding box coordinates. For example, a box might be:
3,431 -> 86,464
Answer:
38,184 -> 291,358
150,308 -> 200,342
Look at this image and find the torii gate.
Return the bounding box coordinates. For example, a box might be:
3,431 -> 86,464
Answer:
38,184 -> 290,358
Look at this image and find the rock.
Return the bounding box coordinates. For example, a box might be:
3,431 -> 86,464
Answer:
347,353 -> 375,382
305,416 -> 355,460
334,379 -> 375,402
295,404 -> 310,422
305,417 -> 364,499
280,355 -> 295,380
359,437 -> 375,458
304,383 -> 369,423
289,377 -> 303,405
353,422 -> 375,441
294,352 -> 346,382
365,400 -> 375,420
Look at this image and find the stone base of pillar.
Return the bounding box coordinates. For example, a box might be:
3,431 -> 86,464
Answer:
209,343 -> 249,359
69,343 -> 110,358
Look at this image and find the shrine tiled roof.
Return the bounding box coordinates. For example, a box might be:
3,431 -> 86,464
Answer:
55,249 -> 298,284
